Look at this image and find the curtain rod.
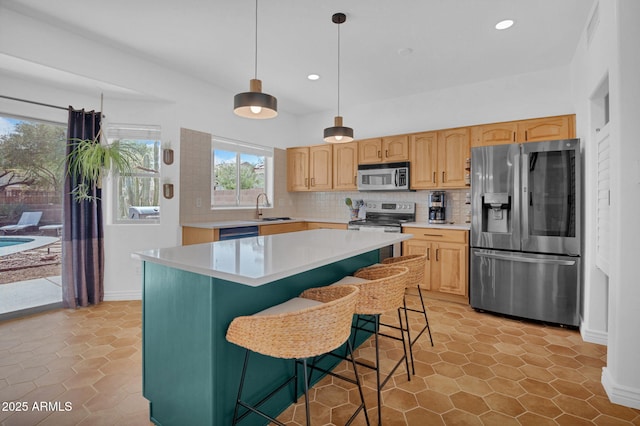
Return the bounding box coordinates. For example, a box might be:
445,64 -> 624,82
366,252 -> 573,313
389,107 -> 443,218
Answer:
0,94 -> 68,111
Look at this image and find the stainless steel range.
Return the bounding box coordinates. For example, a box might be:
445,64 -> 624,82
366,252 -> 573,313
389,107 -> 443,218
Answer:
347,201 -> 415,259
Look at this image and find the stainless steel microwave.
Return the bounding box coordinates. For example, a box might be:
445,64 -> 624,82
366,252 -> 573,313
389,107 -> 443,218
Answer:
357,161 -> 410,191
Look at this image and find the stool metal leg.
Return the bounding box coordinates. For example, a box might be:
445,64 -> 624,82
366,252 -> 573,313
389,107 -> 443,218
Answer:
417,286 -> 434,346
232,349 -> 250,425
302,358 -> 311,426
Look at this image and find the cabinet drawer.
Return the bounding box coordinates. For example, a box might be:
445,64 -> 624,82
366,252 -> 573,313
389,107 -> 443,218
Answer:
402,227 -> 468,243
259,222 -> 307,236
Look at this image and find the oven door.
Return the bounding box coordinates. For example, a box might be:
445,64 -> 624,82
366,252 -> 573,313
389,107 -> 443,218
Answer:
352,226 -> 402,260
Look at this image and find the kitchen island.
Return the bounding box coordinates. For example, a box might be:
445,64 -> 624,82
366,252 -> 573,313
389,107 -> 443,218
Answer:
134,229 -> 411,426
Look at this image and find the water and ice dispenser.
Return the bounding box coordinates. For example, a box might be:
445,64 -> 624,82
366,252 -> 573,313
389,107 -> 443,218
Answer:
481,193 -> 510,233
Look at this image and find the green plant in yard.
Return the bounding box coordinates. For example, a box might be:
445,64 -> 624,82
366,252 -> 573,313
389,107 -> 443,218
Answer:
65,137 -> 139,202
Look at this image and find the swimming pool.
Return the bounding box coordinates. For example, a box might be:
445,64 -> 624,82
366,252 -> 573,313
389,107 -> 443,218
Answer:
0,236 -> 59,257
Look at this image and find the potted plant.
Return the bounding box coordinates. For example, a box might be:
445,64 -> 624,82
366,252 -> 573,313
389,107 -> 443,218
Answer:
65,132 -> 140,202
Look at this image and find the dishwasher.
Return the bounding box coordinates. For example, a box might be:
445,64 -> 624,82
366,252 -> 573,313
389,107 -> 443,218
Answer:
218,226 -> 259,241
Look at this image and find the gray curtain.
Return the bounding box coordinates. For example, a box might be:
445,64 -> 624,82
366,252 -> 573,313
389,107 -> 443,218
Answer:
61,107 -> 104,308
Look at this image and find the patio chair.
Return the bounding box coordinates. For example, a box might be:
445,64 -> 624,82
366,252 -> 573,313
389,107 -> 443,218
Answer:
0,211 -> 43,234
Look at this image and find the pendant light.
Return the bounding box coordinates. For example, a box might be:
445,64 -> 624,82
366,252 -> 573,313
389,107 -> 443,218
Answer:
234,0 -> 278,119
324,12 -> 354,143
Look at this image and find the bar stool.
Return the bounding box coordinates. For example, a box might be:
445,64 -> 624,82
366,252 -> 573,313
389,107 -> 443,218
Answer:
226,285 -> 369,426
377,254 -> 433,374
331,265 -> 409,425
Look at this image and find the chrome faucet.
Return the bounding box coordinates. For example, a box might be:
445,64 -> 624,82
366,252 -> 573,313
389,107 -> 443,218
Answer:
255,193 -> 270,219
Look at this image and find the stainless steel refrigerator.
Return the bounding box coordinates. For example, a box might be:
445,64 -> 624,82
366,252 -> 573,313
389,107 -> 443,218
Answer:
470,139 -> 581,326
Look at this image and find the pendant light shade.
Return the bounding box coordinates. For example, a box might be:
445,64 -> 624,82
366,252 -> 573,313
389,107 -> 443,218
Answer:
324,12 -> 354,143
324,116 -> 354,143
233,0 -> 278,119
234,79 -> 278,119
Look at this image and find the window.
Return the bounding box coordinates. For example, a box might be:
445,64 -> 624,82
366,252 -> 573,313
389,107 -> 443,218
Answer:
211,137 -> 273,208
105,124 -> 161,223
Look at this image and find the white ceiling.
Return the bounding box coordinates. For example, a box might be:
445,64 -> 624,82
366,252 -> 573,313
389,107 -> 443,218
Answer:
2,0 -> 595,116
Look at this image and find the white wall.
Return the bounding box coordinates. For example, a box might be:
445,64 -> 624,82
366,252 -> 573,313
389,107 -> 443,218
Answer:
570,0 -> 640,409
297,66 -> 575,144
602,0 -> 640,409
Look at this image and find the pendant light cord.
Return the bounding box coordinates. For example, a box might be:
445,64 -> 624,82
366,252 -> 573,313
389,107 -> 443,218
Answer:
336,19 -> 341,117
254,0 -> 258,80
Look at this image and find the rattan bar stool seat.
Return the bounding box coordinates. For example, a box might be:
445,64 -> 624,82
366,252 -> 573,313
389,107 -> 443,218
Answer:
329,265 -> 410,425
226,284 -> 369,426
362,254 -> 433,376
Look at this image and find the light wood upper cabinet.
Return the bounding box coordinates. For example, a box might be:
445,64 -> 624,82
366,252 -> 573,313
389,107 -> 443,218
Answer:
358,138 -> 382,164
517,115 -> 574,142
287,147 -> 309,191
409,129 -> 469,189
383,135 -> 409,162
358,136 -> 409,164
472,122 -> 518,147
410,132 -> 438,189
332,142 -> 358,190
309,145 -> 332,190
472,115 -> 575,147
286,145 -> 332,191
438,128 -> 470,188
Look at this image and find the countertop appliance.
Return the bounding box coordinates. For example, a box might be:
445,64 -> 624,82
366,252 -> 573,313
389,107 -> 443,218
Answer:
348,200 -> 415,259
357,161 -> 410,191
470,139 -> 581,327
428,191 -> 446,224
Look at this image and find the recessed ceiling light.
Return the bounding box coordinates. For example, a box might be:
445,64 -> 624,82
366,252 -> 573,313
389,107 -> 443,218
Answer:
307,74 -> 320,81
495,19 -> 514,30
397,47 -> 413,57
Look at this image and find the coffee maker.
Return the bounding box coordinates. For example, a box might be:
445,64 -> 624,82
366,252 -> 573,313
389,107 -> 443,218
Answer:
428,191 -> 446,224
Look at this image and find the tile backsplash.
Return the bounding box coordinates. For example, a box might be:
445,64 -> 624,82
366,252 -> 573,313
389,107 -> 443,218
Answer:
290,189 -> 471,225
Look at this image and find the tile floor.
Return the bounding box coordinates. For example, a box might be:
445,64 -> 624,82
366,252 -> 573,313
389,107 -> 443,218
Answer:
1,299 -> 639,425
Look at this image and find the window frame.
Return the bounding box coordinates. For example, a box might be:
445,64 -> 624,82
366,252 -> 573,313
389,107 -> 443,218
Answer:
211,136 -> 273,210
105,123 -> 162,224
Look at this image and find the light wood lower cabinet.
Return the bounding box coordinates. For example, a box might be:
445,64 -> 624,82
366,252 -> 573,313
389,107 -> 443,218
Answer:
402,227 -> 469,303
259,222 -> 307,236
182,227 -> 219,245
305,222 -> 347,230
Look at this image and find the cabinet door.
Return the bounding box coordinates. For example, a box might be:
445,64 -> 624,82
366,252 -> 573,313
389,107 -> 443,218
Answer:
438,128 -> 470,188
309,145 -> 332,190
472,122 -> 517,147
402,239 -> 431,290
358,138 -> 382,164
382,135 -> 409,162
409,132 -> 438,189
287,147 -> 309,191
517,115 -> 573,142
333,142 -> 358,190
431,242 -> 468,296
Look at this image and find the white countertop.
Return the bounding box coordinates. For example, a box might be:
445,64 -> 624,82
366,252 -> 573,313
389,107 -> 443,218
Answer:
182,218 -> 307,229
402,222 -> 470,231
133,229 -> 410,287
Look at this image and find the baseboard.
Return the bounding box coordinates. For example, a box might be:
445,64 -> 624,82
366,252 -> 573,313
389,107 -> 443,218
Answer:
104,290 -> 141,301
602,367 -> 640,409
580,320 -> 608,346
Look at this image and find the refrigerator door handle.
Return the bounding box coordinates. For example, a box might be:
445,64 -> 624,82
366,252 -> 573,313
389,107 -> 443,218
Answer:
473,251 -> 576,266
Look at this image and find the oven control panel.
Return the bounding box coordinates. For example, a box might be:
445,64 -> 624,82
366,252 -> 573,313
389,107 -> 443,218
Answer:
364,201 -> 415,214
